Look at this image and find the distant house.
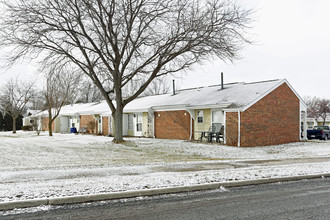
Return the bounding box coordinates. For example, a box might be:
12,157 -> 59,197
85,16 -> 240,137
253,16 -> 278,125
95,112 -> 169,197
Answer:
24,79 -> 307,147
307,113 -> 330,128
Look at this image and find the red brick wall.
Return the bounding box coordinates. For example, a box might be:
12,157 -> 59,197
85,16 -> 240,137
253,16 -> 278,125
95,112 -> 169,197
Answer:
80,115 -> 98,134
102,116 -> 109,136
226,83 -> 300,147
154,110 -> 193,140
226,112 -> 239,146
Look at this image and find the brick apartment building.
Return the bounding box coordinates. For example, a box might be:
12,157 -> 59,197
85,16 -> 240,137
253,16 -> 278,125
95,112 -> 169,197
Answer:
24,79 -> 307,147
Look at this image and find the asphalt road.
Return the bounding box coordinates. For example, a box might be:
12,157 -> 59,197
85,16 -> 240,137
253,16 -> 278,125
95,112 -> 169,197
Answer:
2,178 -> 330,220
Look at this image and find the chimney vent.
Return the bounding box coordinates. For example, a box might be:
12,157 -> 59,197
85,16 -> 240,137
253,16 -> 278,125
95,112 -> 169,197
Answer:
172,79 -> 176,95
221,72 -> 224,90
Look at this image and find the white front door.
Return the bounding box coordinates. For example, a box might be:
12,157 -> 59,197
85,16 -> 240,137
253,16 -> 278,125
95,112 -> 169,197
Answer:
60,117 -> 69,133
134,113 -> 143,136
122,114 -> 128,136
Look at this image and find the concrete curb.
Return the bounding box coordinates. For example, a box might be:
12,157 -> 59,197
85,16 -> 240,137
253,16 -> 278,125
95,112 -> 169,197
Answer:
1,173 -> 329,211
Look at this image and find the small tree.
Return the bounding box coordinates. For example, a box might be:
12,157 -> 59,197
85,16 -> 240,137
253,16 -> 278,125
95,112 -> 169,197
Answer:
87,120 -> 96,135
44,66 -> 80,136
0,78 -> 34,133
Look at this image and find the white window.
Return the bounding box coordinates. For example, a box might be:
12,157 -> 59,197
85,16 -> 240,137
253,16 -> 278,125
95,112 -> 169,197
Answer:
128,114 -> 133,130
197,110 -> 204,123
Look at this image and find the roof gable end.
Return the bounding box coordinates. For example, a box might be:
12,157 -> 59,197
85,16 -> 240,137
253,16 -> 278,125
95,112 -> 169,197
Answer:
241,79 -> 305,111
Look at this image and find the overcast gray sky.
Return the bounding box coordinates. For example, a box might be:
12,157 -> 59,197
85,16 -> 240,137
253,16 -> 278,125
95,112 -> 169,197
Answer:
1,0 -> 330,99
177,0 -> 330,99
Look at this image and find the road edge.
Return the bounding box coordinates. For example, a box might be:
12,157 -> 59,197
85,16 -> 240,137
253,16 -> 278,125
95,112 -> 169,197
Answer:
1,173 -> 329,211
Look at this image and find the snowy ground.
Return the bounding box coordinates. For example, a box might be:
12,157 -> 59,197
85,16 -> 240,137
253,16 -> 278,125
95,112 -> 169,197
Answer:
0,131 -> 329,203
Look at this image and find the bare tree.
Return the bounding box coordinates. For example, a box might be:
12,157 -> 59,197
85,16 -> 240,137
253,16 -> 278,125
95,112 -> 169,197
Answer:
304,96 -> 330,125
76,79 -> 103,103
29,90 -> 47,110
0,78 -> 34,133
0,0 -> 252,143
143,76 -> 171,96
318,99 -> 330,125
44,66 -> 80,136
304,96 -> 320,121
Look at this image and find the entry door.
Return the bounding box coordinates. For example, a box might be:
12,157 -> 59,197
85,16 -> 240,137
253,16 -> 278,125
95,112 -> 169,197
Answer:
134,113 -> 143,136
212,110 -> 224,130
60,117 -> 69,133
122,114 -> 128,136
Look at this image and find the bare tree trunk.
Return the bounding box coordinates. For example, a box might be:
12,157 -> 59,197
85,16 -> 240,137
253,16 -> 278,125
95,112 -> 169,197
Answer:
48,120 -> 53,136
12,117 -> 16,134
113,108 -> 124,143
48,109 -> 53,136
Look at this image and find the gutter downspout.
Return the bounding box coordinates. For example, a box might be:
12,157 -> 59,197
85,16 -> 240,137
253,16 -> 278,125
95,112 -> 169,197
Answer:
148,108 -> 155,139
185,109 -> 195,141
238,109 -> 241,147
190,115 -> 193,141
153,117 -> 155,139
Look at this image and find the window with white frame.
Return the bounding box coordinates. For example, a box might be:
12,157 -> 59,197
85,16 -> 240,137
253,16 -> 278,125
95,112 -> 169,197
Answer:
197,110 -> 204,123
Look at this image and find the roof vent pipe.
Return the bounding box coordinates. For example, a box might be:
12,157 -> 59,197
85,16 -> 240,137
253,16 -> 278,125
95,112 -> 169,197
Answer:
221,72 -> 224,90
172,79 -> 176,95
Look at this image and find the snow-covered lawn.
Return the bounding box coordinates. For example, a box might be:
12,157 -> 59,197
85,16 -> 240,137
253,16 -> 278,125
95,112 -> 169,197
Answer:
0,131 -> 329,202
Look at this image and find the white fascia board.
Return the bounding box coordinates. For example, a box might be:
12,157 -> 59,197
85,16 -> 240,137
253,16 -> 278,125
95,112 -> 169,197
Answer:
223,108 -> 241,112
186,103 -> 232,110
123,109 -> 148,113
151,105 -> 188,111
151,103 -> 232,112
79,112 -> 92,115
60,113 -> 77,117
100,112 -> 112,116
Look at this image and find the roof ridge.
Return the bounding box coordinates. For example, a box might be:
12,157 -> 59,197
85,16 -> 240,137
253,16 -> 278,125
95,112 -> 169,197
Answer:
243,79 -> 281,85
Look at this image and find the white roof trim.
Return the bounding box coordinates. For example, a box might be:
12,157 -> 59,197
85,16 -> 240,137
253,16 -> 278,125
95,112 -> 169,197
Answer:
223,108 -> 241,112
186,103 -> 232,110
123,109 -> 148,113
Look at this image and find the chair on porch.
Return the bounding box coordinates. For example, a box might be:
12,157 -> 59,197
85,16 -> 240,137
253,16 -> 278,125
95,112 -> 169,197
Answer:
210,123 -> 224,143
198,126 -> 215,143
215,125 -> 224,143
